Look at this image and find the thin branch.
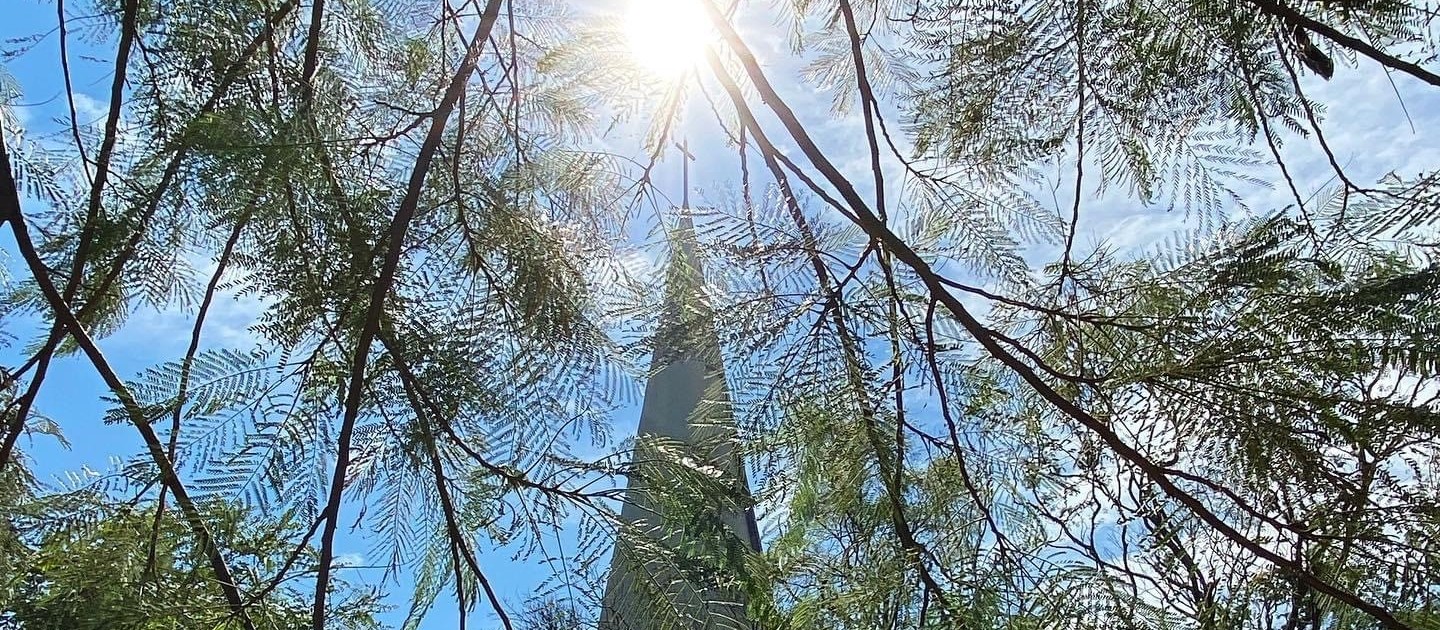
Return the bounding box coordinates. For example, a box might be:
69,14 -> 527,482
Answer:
1058,0 -> 1086,290
311,2 -> 506,626
1247,0 -> 1440,87
1,131 -> 256,630
56,0 -> 93,185
837,0 -> 887,221
144,212 -> 251,582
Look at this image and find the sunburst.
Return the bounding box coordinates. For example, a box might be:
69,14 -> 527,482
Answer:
624,0 -> 713,80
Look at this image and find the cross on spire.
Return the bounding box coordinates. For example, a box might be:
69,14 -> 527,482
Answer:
675,139 -> 696,209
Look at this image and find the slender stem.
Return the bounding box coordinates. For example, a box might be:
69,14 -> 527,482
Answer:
311,2 -> 506,626
1,132 -> 256,630
1246,0 -> 1440,87
144,212 -> 251,581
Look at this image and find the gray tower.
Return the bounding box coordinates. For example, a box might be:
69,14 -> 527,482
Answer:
597,212 -> 762,630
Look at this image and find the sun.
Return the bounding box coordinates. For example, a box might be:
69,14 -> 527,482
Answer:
624,0 -> 713,80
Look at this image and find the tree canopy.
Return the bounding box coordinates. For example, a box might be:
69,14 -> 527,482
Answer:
2,0 -> 1440,628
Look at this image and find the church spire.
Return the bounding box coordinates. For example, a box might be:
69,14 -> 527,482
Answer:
598,150 -> 760,629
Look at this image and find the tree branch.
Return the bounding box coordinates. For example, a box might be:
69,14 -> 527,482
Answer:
311,2 -> 506,626
697,3 -> 1413,626
0,130 -> 256,630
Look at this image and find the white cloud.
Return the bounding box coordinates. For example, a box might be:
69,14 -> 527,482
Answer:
69,92 -> 107,126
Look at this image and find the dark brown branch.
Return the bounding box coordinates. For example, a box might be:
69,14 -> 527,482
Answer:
706,48 -> 958,617
837,0 -> 887,221
56,0 -> 92,184
0,0 -> 303,473
311,2 -> 506,626
0,132 -> 256,630
300,0 -> 326,103
1246,0 -> 1440,87
1058,0 -> 1086,290
697,3 -> 1412,627
387,336 -> 514,630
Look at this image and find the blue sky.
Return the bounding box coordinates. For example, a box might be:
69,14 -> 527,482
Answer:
5,0 -> 1440,628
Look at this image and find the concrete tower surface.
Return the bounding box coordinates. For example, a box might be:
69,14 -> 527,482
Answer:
597,214 -> 762,630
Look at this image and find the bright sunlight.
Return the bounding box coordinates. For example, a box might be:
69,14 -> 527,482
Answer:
624,0 -> 713,79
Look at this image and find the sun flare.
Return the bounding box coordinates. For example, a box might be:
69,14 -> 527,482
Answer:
624,0 -> 713,79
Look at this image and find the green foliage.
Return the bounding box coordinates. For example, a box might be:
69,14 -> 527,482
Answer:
3,0 -> 1440,628
0,484 -> 385,629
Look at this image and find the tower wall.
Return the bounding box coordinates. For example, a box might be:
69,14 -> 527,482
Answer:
598,216 -> 760,630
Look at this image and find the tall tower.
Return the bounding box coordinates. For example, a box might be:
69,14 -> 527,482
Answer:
597,209 -> 762,630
